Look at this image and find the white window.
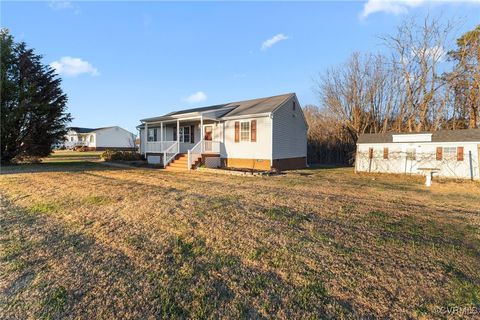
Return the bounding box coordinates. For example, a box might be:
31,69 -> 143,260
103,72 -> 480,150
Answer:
406,148 -> 416,160
179,126 -> 190,143
443,147 -> 456,159
70,136 -> 74,142
240,121 -> 250,142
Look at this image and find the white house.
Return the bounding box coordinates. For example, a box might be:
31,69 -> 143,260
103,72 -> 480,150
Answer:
64,126 -> 136,150
138,93 -> 308,171
356,129 -> 480,180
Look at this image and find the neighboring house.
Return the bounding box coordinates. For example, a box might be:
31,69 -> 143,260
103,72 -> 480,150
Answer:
64,126 -> 136,150
356,129 -> 480,180
138,93 -> 307,171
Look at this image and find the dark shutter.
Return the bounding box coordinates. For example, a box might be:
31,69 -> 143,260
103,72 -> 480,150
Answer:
154,128 -> 158,141
251,120 -> 257,142
191,125 -> 194,144
457,146 -> 464,161
173,126 -> 177,141
234,122 -> 240,143
436,147 -> 443,160
368,148 -> 373,159
383,147 -> 388,159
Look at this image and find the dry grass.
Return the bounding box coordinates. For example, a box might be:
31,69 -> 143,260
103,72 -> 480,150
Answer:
1,157 -> 479,319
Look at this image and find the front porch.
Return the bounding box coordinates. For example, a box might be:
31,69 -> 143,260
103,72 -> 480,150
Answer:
141,116 -> 221,169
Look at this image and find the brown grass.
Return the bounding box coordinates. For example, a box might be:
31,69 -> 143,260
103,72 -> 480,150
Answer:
1,157 -> 479,319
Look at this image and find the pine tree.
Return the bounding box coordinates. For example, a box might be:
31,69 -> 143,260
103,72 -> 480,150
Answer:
1,28 -> 72,164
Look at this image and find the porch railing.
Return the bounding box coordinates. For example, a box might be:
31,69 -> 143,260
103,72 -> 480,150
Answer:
146,141 -> 176,153
187,140 -> 203,170
163,141 -> 179,168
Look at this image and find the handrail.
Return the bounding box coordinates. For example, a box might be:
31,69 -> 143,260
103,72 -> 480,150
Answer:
187,140 -> 204,170
163,141 -> 179,168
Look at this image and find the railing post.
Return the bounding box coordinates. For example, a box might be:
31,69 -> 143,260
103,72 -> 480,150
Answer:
188,150 -> 191,171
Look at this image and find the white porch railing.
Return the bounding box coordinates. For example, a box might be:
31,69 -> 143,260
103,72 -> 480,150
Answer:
163,141 -> 179,168
187,140 -> 221,170
187,140 -> 203,171
146,141 -> 176,153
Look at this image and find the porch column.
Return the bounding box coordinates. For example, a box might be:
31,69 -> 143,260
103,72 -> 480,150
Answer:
144,122 -> 148,155
160,121 -> 163,151
200,115 -> 203,153
177,119 -> 180,153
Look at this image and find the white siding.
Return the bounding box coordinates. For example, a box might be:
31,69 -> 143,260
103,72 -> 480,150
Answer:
221,116 -> 272,160
272,96 -> 308,160
95,127 -> 135,148
356,142 -> 480,180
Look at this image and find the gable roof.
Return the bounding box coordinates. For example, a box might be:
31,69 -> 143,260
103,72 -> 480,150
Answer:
141,93 -> 294,122
68,126 -> 117,134
357,129 -> 480,144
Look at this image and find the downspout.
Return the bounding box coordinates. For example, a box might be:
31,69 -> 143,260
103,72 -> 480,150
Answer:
270,112 -> 274,168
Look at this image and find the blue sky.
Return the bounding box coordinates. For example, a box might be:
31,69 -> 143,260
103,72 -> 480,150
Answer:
3,1 -> 479,134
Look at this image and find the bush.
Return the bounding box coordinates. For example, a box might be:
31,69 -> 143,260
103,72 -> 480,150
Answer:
101,150 -> 143,162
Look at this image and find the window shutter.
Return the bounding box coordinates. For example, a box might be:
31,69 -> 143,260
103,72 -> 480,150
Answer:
173,127 -> 177,141
383,147 -> 388,159
154,128 -> 158,141
436,147 -> 443,160
457,146 -> 464,161
251,120 -> 257,142
368,148 -> 373,159
234,121 -> 240,142
191,125 -> 194,144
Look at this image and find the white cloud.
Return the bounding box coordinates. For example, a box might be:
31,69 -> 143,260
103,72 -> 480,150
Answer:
360,0 -> 480,18
361,0 -> 425,18
50,56 -> 99,77
48,1 -> 80,14
261,33 -> 289,51
184,91 -> 207,104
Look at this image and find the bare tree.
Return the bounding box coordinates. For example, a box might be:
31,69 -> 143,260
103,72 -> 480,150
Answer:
380,16 -> 455,132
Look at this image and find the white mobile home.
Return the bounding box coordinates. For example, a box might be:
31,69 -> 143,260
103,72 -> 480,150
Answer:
356,129 -> 480,180
138,93 -> 308,171
64,126 -> 136,150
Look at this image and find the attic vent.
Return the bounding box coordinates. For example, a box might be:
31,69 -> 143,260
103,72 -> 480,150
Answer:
392,133 -> 432,143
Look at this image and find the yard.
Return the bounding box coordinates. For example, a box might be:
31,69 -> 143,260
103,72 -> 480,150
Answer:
1,152 -> 479,319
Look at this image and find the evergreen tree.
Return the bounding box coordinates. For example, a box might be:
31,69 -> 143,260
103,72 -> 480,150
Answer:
1,28 -> 71,164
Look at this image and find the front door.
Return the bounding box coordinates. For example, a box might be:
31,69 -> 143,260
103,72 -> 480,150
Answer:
204,126 -> 213,152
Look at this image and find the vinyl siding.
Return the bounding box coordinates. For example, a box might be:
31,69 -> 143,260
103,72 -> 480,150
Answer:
356,141 -> 480,180
95,127 -> 135,148
271,96 -> 307,160
221,116 -> 272,160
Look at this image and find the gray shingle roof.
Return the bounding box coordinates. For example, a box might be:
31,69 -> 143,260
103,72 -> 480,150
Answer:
68,126 -> 116,134
357,129 -> 480,144
140,93 -> 294,122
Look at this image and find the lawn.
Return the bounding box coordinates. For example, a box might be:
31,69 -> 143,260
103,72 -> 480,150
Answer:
0,155 -> 479,319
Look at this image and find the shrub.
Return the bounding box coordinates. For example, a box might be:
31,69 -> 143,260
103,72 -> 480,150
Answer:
101,150 -> 143,161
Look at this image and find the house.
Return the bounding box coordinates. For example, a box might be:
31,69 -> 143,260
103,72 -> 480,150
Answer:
138,93 -> 307,171
64,126 -> 136,150
355,129 -> 480,180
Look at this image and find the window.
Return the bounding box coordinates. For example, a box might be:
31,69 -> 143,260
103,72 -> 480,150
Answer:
89,135 -> 94,143
240,121 -> 250,141
368,148 -> 374,159
406,148 -> 416,160
179,126 -> 190,143
70,137 -> 74,142
147,128 -> 157,142
443,147 -> 456,159
293,101 -> 296,111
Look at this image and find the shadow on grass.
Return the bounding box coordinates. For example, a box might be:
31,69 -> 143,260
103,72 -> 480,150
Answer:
0,161 -> 127,175
0,196 -> 354,319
